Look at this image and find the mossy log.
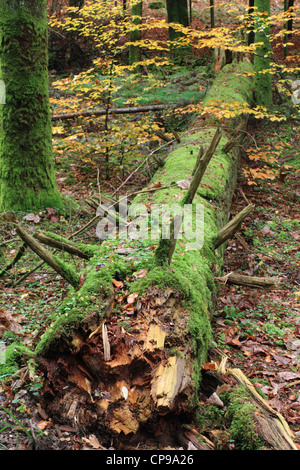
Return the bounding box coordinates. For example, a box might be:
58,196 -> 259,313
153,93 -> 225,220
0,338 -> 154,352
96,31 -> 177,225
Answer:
215,351 -> 297,450
17,61 -> 293,447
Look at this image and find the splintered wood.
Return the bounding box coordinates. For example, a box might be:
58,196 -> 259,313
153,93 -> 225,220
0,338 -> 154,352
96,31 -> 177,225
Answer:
39,288 -> 193,438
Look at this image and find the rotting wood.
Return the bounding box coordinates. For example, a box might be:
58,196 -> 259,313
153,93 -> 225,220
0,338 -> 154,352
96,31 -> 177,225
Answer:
215,272 -> 284,289
179,424 -> 215,450
214,203 -> 255,249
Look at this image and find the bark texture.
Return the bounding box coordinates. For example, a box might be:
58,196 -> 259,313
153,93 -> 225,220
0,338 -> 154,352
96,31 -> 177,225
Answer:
0,0 -> 63,211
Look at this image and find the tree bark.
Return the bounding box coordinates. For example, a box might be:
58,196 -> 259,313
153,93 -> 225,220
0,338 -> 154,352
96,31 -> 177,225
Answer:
52,103 -> 171,120
129,1 -> 142,66
253,0 -> 272,108
166,0 -> 191,57
0,0 -> 63,211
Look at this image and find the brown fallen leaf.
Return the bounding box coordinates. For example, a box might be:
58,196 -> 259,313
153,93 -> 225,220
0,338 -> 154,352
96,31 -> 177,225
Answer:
113,279 -> 124,288
36,420 -> 48,430
202,362 -> 216,370
82,434 -> 106,450
134,268 -> 147,279
126,292 -> 138,305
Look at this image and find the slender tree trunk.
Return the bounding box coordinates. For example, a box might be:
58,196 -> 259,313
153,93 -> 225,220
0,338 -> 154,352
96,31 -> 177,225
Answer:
253,0 -> 272,108
129,1 -> 142,66
0,0 -> 63,211
210,0 -> 215,28
248,0 -> 255,45
284,0 -> 294,58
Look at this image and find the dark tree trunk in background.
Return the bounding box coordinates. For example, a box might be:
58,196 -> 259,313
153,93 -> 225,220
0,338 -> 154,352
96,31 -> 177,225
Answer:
248,0 -> 255,45
166,0 -> 189,41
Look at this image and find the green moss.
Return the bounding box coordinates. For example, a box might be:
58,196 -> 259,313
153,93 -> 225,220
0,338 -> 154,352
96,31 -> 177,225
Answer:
149,2 -> 165,9
42,231 -> 99,259
0,341 -> 34,380
253,0 -> 272,108
194,404 -> 225,432
203,61 -> 254,106
225,386 -> 266,450
0,0 -> 63,211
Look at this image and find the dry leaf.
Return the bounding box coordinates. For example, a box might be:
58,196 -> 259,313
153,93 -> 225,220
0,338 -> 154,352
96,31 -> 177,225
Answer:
134,268 -> 147,279
82,434 -> 104,449
176,178 -> 191,189
126,292 -> 138,305
36,420 -> 48,430
113,279 -> 124,288
23,213 -> 41,223
202,362 -> 216,370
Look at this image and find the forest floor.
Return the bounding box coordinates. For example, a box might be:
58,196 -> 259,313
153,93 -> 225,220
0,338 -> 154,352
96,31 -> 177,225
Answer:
0,98 -> 299,452
0,1 -> 299,452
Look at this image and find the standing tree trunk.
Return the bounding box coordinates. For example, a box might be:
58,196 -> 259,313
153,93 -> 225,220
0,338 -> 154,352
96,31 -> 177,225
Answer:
248,0 -> 255,45
0,0 -> 63,211
210,0 -> 215,28
284,0 -> 294,58
129,1 -> 142,66
253,0 -> 272,108
166,0 -> 191,58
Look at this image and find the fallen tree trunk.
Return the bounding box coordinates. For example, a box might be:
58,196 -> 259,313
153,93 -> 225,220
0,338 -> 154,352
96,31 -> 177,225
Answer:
14,61 -> 295,449
51,103 -> 173,121
215,272 -> 284,289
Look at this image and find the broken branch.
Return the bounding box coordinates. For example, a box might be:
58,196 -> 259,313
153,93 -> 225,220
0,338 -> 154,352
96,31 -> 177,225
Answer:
16,226 -> 80,288
215,203 -> 255,249
215,272 -> 284,289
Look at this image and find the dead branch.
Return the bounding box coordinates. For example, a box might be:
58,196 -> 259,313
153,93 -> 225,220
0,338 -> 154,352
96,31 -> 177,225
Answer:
183,127 -> 222,205
52,104 -> 172,121
215,203 -> 255,249
216,350 -> 297,450
155,127 -> 222,266
16,226 -> 79,288
34,231 -> 93,260
0,242 -> 27,278
215,272 -> 284,289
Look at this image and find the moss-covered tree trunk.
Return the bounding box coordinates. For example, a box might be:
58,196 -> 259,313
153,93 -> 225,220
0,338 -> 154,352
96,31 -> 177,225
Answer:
253,0 -> 272,108
0,0 -> 63,211
20,61 -> 257,446
129,1 -> 142,66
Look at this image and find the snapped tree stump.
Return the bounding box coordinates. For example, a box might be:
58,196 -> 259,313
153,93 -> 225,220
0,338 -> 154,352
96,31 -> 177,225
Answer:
11,61 -> 296,448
